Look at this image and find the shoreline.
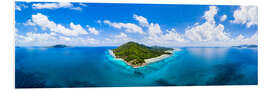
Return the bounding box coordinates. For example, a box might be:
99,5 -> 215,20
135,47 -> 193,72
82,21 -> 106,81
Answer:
144,48 -> 180,64
108,48 -> 180,68
109,50 -> 140,68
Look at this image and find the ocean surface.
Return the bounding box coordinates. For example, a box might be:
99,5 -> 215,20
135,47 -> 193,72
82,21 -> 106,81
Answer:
15,47 -> 258,88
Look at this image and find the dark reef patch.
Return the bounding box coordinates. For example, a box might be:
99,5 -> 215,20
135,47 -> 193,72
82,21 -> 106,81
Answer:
206,63 -> 246,85
155,79 -> 177,86
15,69 -> 46,88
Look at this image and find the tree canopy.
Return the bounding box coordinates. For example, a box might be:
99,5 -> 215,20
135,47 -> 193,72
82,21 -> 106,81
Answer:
112,41 -> 173,66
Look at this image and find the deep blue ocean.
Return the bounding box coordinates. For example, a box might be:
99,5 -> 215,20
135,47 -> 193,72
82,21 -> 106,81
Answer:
15,47 -> 257,88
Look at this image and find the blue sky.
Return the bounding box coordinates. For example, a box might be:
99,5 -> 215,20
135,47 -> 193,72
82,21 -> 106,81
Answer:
15,2 -> 258,47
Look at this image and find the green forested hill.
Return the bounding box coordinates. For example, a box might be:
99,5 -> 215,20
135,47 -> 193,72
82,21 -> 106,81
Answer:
112,41 -> 173,65
49,44 -> 68,48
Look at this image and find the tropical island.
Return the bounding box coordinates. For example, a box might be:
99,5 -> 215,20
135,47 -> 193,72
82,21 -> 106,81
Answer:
109,41 -> 180,68
48,44 -> 69,48
232,44 -> 258,48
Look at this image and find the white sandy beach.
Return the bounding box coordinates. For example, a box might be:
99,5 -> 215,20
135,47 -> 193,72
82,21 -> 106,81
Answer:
109,48 -> 181,68
145,48 -> 181,64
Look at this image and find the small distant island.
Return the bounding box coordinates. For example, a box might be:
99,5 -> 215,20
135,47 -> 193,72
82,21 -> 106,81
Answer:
109,41 -> 180,68
48,44 -> 69,48
232,44 -> 258,48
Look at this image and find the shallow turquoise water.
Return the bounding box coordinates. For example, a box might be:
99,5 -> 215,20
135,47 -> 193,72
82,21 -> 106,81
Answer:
15,47 -> 257,88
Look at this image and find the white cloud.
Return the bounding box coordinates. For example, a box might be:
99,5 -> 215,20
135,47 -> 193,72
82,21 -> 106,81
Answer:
87,25 -> 100,35
226,32 -> 258,46
15,31 -> 100,46
70,7 -> 82,11
115,32 -> 128,39
133,14 -> 149,27
102,14 -> 186,46
32,2 -> 82,11
235,34 -> 245,41
180,6 -> 257,46
79,3 -> 88,7
25,32 -> 57,41
250,32 -> 258,41
148,23 -> 162,36
16,34 -> 33,43
17,13 -> 106,46
231,6 -> 258,28
162,29 -> 185,42
17,6 -> 258,47
15,32 -> 57,46
58,36 -> 99,46
29,13 -> 88,36
59,36 -> 71,41
203,6 -> 218,24
100,15 -> 186,46
103,20 -> 145,34
148,23 -> 162,39
184,6 -> 230,42
244,31 -> 258,44
110,32 -> 136,45
15,4 -> 28,11
220,15 -> 227,22
15,5 -> 21,11
32,2 -> 71,9
97,20 -> 102,24
24,19 -> 36,26
185,23 -> 230,42
144,23 -> 163,44
143,23 -> 185,45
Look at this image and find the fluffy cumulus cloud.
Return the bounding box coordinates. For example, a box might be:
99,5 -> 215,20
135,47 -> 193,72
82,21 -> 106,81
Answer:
133,14 -> 149,27
143,24 -> 163,44
244,31 -> 258,44
61,37 -> 99,46
23,32 -> 57,41
16,13 -> 103,46
203,6 -> 218,24
235,34 -> 245,41
32,2 -> 72,9
132,14 -> 185,45
27,13 -> 88,36
103,20 -> 145,34
101,14 -> 200,46
79,3 -> 88,7
185,23 -> 230,42
15,31 -> 99,46
16,5 -> 257,47
147,23 -> 162,36
162,29 -> 185,42
227,31 -> 258,46
231,6 -> 258,28
181,6 -> 257,46
184,6 -> 230,42
15,32 -> 58,46
24,19 -> 35,26
15,5 -> 21,11
86,25 -> 100,35
102,32 -> 136,45
143,21 -> 185,45
15,3 -> 28,11
220,15 -> 227,22
115,32 -> 128,39
32,2 -> 82,11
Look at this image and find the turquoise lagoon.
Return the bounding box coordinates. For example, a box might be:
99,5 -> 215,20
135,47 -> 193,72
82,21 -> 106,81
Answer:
15,47 -> 257,88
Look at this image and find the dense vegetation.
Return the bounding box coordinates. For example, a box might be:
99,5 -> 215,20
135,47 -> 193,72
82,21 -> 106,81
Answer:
112,41 -> 173,66
49,44 -> 68,48
232,44 -> 258,48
